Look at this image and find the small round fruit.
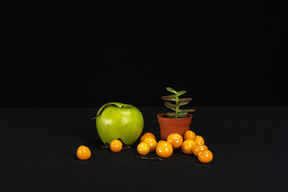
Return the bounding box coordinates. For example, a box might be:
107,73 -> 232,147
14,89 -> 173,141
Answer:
181,139 -> 197,154
184,130 -> 196,141
143,137 -> 157,152
137,142 -> 150,156
110,140 -> 122,152
167,133 -> 183,149
198,149 -> 213,163
76,145 -> 91,160
195,135 -> 205,145
156,141 -> 173,158
140,132 -> 156,142
192,144 -> 208,156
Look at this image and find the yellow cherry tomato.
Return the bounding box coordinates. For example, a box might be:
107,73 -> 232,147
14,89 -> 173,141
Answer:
137,142 -> 150,156
184,130 -> 196,141
143,137 -> 157,152
76,145 -> 91,160
192,144 -> 208,156
198,149 -> 213,163
181,139 -> 197,154
110,140 -> 122,152
195,135 -> 205,145
156,141 -> 173,158
167,133 -> 183,149
140,132 -> 156,142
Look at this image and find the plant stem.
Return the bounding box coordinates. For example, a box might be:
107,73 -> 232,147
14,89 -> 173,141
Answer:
175,93 -> 179,118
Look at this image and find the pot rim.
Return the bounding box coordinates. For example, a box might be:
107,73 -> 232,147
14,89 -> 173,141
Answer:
157,113 -> 193,119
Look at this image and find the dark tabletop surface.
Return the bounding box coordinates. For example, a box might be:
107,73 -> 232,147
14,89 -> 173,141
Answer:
0,107 -> 287,192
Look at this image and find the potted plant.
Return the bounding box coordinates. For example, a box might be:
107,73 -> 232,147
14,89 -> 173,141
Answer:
157,87 -> 195,140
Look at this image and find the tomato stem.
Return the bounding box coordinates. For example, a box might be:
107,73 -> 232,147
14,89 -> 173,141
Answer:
135,155 -> 165,162
100,144 -> 131,151
100,139 -> 132,151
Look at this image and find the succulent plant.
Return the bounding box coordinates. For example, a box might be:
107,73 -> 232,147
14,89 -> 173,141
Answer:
162,87 -> 195,118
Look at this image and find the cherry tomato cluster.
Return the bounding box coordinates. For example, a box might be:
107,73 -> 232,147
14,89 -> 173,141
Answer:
76,131 -> 213,164
137,130 -> 213,163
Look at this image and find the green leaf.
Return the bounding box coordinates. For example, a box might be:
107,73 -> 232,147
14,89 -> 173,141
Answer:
164,102 -> 176,107
179,101 -> 189,106
179,109 -> 196,113
177,90 -> 187,96
178,112 -> 188,118
161,95 -> 176,101
179,98 -> 192,102
166,112 -> 176,118
166,87 -> 177,93
164,102 -> 176,111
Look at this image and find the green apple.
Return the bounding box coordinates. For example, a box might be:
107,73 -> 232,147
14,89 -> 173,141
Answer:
95,102 -> 144,145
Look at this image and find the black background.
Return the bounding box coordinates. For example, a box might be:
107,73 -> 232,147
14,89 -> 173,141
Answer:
2,1 -> 288,108
1,107 -> 288,191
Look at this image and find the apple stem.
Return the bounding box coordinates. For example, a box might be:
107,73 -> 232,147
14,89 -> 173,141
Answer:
93,104 -> 119,120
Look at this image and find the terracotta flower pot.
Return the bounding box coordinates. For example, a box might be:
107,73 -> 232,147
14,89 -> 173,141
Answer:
157,113 -> 193,140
